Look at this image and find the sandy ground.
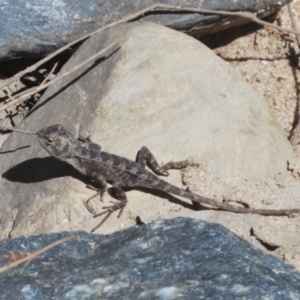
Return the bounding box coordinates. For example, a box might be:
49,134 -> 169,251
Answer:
211,2 -> 300,141
183,1 -> 300,270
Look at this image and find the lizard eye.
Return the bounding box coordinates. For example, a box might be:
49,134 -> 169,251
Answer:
45,136 -> 54,144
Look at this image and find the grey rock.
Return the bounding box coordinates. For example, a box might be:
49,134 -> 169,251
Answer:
0,218 -> 300,299
0,22 -> 295,238
0,0 -> 291,61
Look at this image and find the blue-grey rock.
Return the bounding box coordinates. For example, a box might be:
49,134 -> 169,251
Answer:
0,218 -> 299,299
0,0 -> 291,61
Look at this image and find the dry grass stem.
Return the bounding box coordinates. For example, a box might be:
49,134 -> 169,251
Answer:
1,4 -> 300,92
0,42 -> 120,113
0,125 -> 36,135
0,236 -> 76,274
40,61 -> 58,86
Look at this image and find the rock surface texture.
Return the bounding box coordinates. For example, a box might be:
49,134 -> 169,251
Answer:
0,22 -> 299,269
0,218 -> 299,299
0,0 -> 291,61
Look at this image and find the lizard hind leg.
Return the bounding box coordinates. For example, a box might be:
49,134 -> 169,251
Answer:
136,146 -> 199,176
83,174 -> 107,215
91,186 -> 128,233
83,187 -> 106,214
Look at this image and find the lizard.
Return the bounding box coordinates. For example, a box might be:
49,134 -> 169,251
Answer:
33,124 -> 300,232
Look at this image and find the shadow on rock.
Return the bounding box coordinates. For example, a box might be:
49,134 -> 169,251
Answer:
2,156 -> 195,210
2,156 -> 89,184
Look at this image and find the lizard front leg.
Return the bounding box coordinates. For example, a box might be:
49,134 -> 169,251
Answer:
78,135 -> 105,213
83,174 -> 107,214
91,185 -> 128,233
78,135 -> 102,151
136,146 -> 199,176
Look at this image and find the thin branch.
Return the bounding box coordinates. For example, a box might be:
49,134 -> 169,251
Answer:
1,4 -> 300,91
40,61 -> 58,86
0,125 -> 36,135
155,4 -> 300,35
0,42 -> 120,113
5,93 -> 16,102
0,236 -> 76,274
0,4 -> 163,90
0,63 -> 58,111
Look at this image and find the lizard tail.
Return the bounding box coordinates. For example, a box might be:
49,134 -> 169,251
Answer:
153,180 -> 300,216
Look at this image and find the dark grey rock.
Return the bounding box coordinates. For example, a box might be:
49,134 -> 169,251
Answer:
0,0 -> 291,61
0,218 -> 299,299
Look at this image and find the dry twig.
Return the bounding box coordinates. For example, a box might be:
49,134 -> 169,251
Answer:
0,236 -> 76,274
287,3 -> 300,148
1,4 -> 300,116
40,61 -> 58,86
0,125 -> 36,135
0,42 -> 120,113
1,4 -> 300,92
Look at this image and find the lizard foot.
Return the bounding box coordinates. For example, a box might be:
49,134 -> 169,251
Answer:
86,185 -> 105,202
91,201 -> 126,233
84,185 -> 107,214
83,191 -> 103,215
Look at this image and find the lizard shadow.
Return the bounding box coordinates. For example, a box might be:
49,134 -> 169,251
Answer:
3,156 -> 196,210
2,157 -> 91,185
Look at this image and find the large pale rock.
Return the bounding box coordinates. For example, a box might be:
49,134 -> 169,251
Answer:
0,22 -> 297,267
0,0 -> 290,61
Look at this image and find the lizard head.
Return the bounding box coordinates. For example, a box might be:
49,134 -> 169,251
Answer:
37,124 -> 75,160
